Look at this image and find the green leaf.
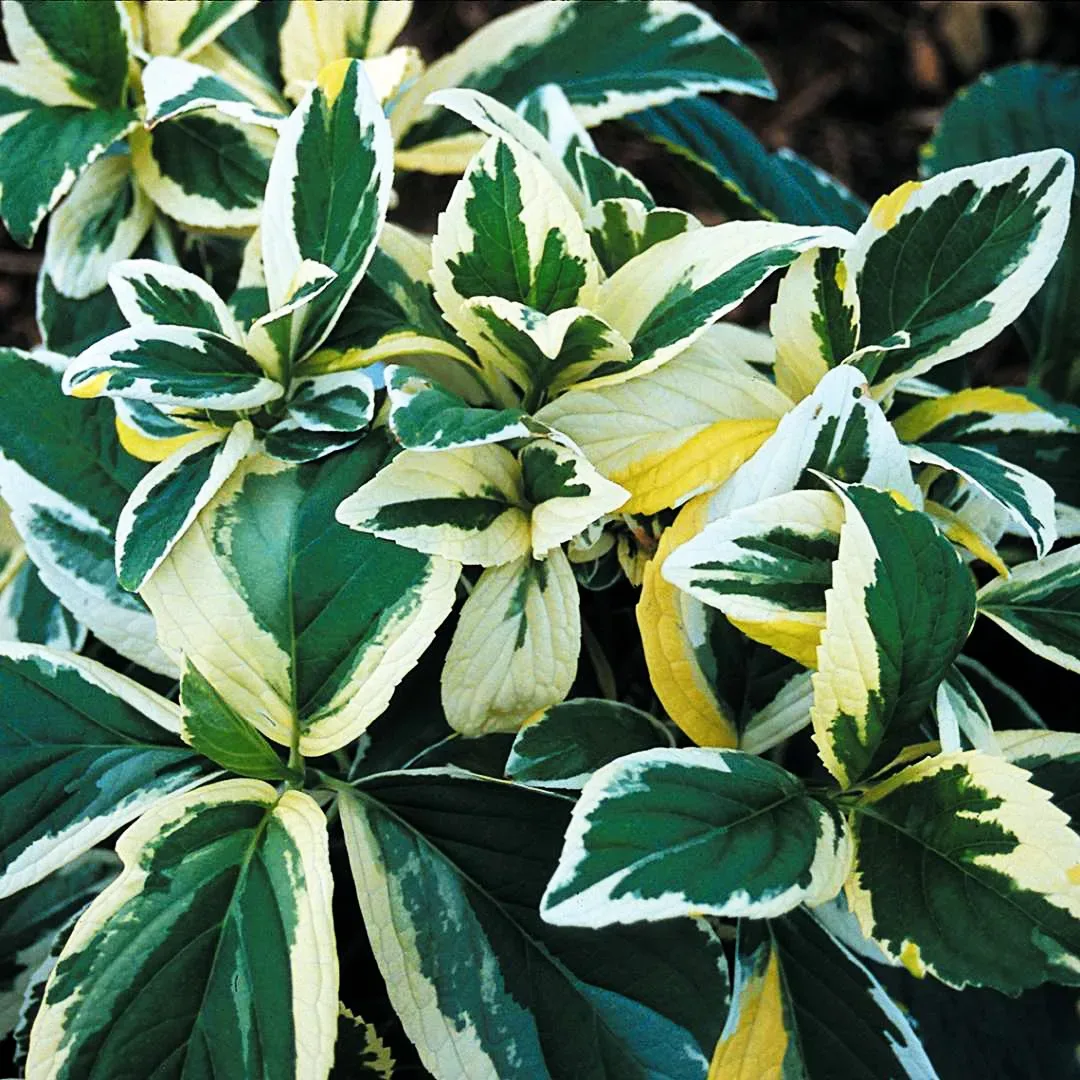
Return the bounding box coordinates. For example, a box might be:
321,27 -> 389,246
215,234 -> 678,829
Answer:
24,779 -> 338,1079
180,660 -> 293,781
36,272 -> 126,356
0,850 -> 116,1042
340,768 -> 730,1079
811,484 -> 976,787
62,325 -> 283,411
923,63 -> 1080,399
141,434 -> 459,757
629,96 -> 867,228
710,910 -> 938,1079
0,349 -> 170,672
848,749 -> 1080,992
330,1005 -> 396,1079
847,150 -> 1074,395
505,698 -> 670,789
0,645 -> 212,898
262,57 -> 393,364
542,748 -> 850,926
393,0 -> 773,168
977,545 -> 1080,673
0,105 -> 137,246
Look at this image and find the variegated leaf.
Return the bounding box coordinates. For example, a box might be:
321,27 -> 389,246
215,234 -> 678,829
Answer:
0,644 -> 212,899
340,769 -> 728,1079
0,349 -> 170,672
771,246 -> 859,402
663,489 -> 843,668
909,441 -> 1057,558
336,442 -> 530,566
141,54 -> 284,129
520,437 -> 629,557
114,421 -> 253,591
935,664 -> 996,755
811,484 -> 976,787
113,398 -> 210,464
142,435 -> 458,756
129,110 -> 276,230
385,364 -> 540,452
62,325 -> 283,411
584,197 -> 698,276
41,155 -> 152,301
846,151 -> 1074,396
505,698 -> 670,790
25,780 -> 337,1080
392,0 -> 773,172
711,911 -> 938,1080
262,57 -> 393,364
847,749 -> 1080,992
977,544 -> 1080,673
0,559 -> 84,651
542,748 -> 850,926
537,325 -> 789,515
587,220 -> 852,386
136,0 -> 259,60
442,549 -> 579,735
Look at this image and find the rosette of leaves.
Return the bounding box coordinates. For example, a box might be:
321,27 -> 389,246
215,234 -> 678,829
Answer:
333,85 -> 853,736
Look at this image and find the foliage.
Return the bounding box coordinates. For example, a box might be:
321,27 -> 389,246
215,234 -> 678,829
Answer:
2,2 -> 1080,1078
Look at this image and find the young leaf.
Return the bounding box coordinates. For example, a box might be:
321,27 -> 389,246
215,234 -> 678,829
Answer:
0,645 -> 212,899
538,324 -> 787,514
24,780 -> 338,1079
977,544 -> 1080,673
142,435 -> 459,757
180,660 -> 293,782
711,911 -> 938,1079
846,150 -> 1074,395
811,484 -> 976,787
340,769 -> 729,1080
337,442 -> 530,566
663,488 -> 843,668
141,54 -> 283,129
442,550 -> 580,735
505,698 -> 670,789
542,747 -> 850,926
262,57 -> 393,363
847,750 -> 1080,993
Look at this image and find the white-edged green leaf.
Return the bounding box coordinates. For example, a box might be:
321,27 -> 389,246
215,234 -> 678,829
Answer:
129,109 -> 276,230
62,325 -> 283,410
935,664 -> 996,754
179,659 -> 294,781
0,851 -> 116,1043
710,910 -> 938,1080
811,484 -> 976,787
505,698 -> 670,790
443,549 -> 579,735
141,54 -> 283,129
331,1004 -> 396,1080
537,324 -> 787,514
575,150 -> 655,209
542,748 -> 850,926
25,779 -> 338,1080
392,0 -> 773,171
134,0 -> 259,61
112,397 -> 211,464
997,730 -> 1080,842
114,420 -> 253,591
847,749 -> 1080,992
771,245 -> 859,402
584,196 -> 698,276
520,437 -> 629,558
336,442 -> 530,566
0,558 -> 84,651
517,83 -> 601,188
262,57 -> 393,363
664,489 -> 843,668
0,349 -> 171,672
385,363 -> 540,451
739,670 -> 815,755
108,257 -> 242,341
909,441 -> 1057,557
142,435 -> 459,756
846,151 -> 1074,395
977,544 -> 1080,672
35,270 -> 126,358
41,154 -> 153,301
284,369 -> 375,432
340,768 -> 728,1079
587,220 -> 852,385
0,644 -> 213,899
